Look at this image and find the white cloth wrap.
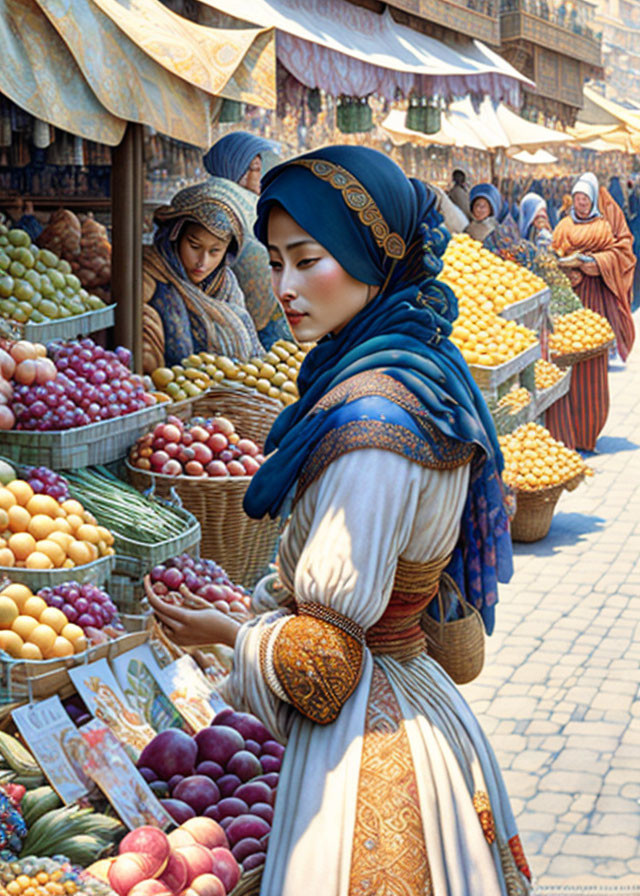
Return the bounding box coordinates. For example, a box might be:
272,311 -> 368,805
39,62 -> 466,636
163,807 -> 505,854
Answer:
219,449 -> 528,896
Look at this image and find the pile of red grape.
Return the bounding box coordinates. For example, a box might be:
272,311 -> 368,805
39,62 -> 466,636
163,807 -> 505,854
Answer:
130,416 -> 264,479
23,465 -> 70,501
11,338 -> 155,431
37,581 -> 121,634
149,555 -> 251,616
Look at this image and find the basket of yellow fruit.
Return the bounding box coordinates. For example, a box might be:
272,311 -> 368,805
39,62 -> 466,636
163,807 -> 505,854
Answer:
549,308 -> 615,368
499,422 -> 593,542
0,579 -> 147,706
0,477 -> 115,587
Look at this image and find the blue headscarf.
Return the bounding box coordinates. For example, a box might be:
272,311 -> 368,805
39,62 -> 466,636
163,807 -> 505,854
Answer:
518,192 -> 547,239
244,146 -> 513,633
470,183 -> 502,219
203,132 -> 276,183
608,176 -> 625,213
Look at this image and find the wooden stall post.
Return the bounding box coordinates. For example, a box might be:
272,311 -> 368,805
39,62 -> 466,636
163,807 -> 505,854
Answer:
111,122 -> 144,372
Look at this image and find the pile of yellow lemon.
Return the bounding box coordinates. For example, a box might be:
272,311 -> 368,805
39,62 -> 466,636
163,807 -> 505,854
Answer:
534,359 -> 567,390
186,339 -> 312,407
440,234 -> 546,313
499,422 -> 593,491
450,295 -> 538,367
0,582 -> 86,660
496,386 -> 532,413
149,363 -> 211,403
549,307 -> 615,356
0,480 -> 115,570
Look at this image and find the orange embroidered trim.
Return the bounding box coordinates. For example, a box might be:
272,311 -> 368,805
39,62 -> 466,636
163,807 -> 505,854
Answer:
508,834 -> 531,882
349,666 -> 432,894
291,159 -> 406,259
473,791 -> 496,844
271,613 -> 363,725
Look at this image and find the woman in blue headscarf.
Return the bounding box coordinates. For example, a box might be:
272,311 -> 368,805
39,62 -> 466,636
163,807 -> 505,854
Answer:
203,132 -> 290,348
465,182 -> 502,241
519,192 -> 553,249
147,147 -> 531,895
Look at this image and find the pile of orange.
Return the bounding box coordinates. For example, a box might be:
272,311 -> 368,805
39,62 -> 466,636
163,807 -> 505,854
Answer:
535,359 -> 566,390
440,234 -> 546,313
0,866 -> 75,896
549,308 -> 614,356
450,294 -> 538,367
496,386 -> 531,413
0,582 -> 86,660
0,480 -> 115,570
499,422 -> 593,491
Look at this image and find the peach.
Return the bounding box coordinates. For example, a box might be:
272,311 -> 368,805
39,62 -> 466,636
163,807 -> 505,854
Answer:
108,853 -> 159,896
167,828 -> 196,850
158,851 -> 189,894
118,826 -> 171,876
127,881 -> 173,896
85,857 -> 116,884
173,845 -> 214,885
184,875 -> 225,896
180,818 -> 228,850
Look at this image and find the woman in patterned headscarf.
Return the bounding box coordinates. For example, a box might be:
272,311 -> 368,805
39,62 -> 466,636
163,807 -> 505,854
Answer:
147,146 -> 531,896
142,181 -> 263,373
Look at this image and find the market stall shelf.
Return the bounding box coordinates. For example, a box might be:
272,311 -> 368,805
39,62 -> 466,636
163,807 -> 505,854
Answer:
20,306 -> 115,342
498,286 -> 551,331
0,403 -> 167,469
468,341 -> 541,402
534,367 -> 572,417
0,552 -> 115,589
0,629 -> 147,710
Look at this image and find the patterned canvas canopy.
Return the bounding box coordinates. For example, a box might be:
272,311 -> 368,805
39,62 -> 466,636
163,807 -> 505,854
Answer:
0,0 -> 276,146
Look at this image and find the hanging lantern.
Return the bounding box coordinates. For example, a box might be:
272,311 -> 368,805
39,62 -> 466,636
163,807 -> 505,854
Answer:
307,88 -> 322,116
407,95 -> 442,134
218,100 -> 243,123
337,95 -> 372,133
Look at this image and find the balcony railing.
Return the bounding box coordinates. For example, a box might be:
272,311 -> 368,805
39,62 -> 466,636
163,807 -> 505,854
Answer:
500,0 -> 602,67
386,0 -> 500,45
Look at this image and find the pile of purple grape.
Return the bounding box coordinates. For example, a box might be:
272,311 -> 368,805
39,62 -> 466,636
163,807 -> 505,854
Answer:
38,581 -> 120,631
10,338 -> 154,431
23,465 -> 70,501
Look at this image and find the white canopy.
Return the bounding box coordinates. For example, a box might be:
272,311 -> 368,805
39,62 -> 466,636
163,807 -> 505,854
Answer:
200,0 -> 532,105
511,149 -> 559,164
382,96 -> 572,154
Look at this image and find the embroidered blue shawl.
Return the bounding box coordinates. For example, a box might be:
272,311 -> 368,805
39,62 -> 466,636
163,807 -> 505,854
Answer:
244,146 -> 513,634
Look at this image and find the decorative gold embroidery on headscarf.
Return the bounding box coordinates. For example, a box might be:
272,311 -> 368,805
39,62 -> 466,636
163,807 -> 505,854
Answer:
291,159 -> 406,260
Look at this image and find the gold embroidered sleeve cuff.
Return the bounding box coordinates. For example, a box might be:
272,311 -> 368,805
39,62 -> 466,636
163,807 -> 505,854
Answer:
267,605 -> 365,725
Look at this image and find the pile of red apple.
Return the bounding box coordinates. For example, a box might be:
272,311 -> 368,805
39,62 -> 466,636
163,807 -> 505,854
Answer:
87,819 -> 240,896
136,709 -> 283,874
148,554 -> 251,616
129,416 -> 264,479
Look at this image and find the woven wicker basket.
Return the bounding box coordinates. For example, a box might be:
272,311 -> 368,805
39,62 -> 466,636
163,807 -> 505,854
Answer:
190,384 -> 282,448
551,338 -> 615,369
420,573 -> 485,685
126,462 -> 280,588
510,483 -> 565,542
229,867 -> 263,896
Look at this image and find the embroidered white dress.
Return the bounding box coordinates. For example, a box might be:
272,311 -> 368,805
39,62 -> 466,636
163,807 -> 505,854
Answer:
220,449 -> 531,896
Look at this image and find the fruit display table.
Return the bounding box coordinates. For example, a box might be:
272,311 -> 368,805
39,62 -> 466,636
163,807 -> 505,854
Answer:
468,342 -> 541,405
21,306 -> 115,342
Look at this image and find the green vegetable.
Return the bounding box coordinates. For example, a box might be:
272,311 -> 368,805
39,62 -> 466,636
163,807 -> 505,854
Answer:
65,466 -> 191,544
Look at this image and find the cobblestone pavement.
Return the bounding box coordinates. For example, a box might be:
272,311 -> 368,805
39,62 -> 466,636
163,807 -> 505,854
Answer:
462,309 -> 640,889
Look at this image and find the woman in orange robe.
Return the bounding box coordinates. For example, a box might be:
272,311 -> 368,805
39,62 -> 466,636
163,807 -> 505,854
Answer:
552,173 -> 636,450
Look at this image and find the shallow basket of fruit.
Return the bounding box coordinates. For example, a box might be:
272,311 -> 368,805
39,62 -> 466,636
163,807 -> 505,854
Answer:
0,338 -> 167,469
548,308 -> 616,368
127,419 -> 281,588
189,385 -> 281,449
551,338 -> 615,369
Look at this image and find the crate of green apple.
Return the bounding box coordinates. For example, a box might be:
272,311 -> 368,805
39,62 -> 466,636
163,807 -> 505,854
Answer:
128,417 -> 264,480
135,709 -> 283,875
